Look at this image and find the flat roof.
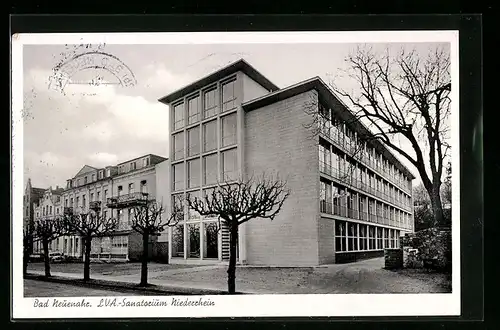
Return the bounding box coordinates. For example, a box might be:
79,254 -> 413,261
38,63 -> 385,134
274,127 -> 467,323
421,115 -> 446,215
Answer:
158,59 -> 279,104
116,154 -> 168,166
242,77 -> 416,180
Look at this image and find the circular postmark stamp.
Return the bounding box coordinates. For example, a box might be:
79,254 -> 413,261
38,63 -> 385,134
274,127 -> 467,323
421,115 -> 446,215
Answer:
49,44 -> 137,94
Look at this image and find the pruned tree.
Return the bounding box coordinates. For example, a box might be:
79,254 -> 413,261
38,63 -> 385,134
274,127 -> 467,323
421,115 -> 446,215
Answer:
186,174 -> 290,294
32,216 -> 66,277
307,45 -> 451,227
130,196 -> 183,286
63,205 -> 118,281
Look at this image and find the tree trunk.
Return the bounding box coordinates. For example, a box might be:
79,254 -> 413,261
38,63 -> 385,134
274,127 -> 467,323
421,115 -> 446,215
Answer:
83,236 -> 92,281
429,184 -> 445,227
42,239 -> 50,277
140,233 -> 149,286
227,224 -> 238,294
23,239 -> 29,277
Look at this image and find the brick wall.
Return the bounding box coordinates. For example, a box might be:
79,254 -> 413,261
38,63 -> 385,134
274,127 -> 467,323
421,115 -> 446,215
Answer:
244,90 -> 321,266
318,217 -> 335,264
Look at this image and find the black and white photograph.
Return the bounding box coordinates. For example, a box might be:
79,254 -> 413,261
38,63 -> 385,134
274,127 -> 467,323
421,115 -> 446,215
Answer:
12,30 -> 460,318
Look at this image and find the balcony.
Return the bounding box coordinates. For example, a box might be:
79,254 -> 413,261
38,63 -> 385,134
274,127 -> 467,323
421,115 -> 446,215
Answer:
107,192 -> 149,209
89,201 -> 102,210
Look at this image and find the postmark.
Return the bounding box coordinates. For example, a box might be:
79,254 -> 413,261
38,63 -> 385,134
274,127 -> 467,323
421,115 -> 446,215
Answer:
49,45 -> 137,94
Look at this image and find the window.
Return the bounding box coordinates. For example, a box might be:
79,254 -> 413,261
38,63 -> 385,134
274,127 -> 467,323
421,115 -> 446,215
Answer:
128,208 -> 134,224
335,220 -> 346,252
173,132 -> 184,161
71,198 -> 74,207
103,210 -> 108,220
77,179 -> 81,186
187,223 -> 200,258
203,154 -> 218,185
369,226 -> 376,249
222,80 -> 237,112
49,206 -> 53,215
106,169 -> 111,177
65,199 -> 68,207
131,162 -> 136,170
117,186 -> 123,196
377,227 -> 383,249
347,222 -> 358,251
203,88 -> 217,119
187,190 -> 200,219
82,195 -> 86,208
203,120 -> 217,152
172,224 -> 184,258
221,148 -> 238,182
203,222 -> 219,259
104,190 -> 108,200
359,224 -> 367,250
173,163 -> 185,191
76,196 -> 79,207
90,193 -> 94,201
188,96 -> 200,124
221,113 -> 237,147
143,158 -> 150,167
173,103 -> 185,130
84,177 -> 88,184
384,228 -> 390,248
187,127 -> 200,156
92,174 -> 96,181
140,180 -> 148,193
97,191 -> 100,201
128,183 -> 134,194
390,229 -> 395,248
187,159 -> 200,189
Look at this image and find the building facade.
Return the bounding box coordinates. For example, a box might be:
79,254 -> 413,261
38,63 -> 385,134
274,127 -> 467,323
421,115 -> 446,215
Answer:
59,154 -> 168,261
159,59 -> 415,266
23,178 -> 46,254
32,186 -> 64,254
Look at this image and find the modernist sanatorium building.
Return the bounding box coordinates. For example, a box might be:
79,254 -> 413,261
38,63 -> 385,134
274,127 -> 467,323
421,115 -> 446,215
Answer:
159,59 -> 415,266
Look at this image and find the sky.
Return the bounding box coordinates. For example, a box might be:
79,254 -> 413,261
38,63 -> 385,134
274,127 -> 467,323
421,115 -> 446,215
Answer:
22,41 -> 451,189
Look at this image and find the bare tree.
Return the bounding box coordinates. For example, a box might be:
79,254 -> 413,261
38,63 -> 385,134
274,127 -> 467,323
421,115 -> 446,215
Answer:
130,197 -> 183,286
23,227 -> 32,277
412,184 -> 434,231
32,216 -> 66,277
307,45 -> 451,226
186,174 -> 290,294
63,205 -> 118,281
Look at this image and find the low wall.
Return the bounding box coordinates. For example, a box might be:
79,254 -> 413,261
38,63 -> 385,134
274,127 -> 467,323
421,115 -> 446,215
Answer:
384,248 -> 403,269
335,250 -> 384,264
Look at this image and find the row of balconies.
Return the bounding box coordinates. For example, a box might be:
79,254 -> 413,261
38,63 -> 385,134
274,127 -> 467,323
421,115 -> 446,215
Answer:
63,192 -> 150,215
320,126 -> 412,195
319,201 -> 413,231
319,161 -> 413,213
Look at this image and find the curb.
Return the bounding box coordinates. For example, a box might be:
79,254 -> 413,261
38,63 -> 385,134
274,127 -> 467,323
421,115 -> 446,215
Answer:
24,273 -> 244,296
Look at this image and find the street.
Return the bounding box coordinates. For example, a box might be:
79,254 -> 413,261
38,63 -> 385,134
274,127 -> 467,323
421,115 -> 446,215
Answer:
24,279 -> 162,297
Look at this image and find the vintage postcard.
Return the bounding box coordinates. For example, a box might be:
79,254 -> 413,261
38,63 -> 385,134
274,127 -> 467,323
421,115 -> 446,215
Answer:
11,31 -> 460,319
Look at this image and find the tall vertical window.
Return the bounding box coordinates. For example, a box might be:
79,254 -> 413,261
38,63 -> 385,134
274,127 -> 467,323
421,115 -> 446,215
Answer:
140,180 -> 148,193
117,186 -> 123,196
187,191 -> 200,219
92,174 -> 96,181
173,132 -> 184,161
173,163 -> 185,191
347,222 -> 358,251
384,228 -> 390,248
128,183 -> 134,194
203,88 -> 217,119
221,80 -> 237,112
203,154 -> 218,185
203,120 -> 217,152
82,196 -> 86,208
221,113 -> 237,147
203,222 -> 219,259
335,220 -> 346,252
187,127 -> 200,156
172,224 -> 184,258
97,191 -> 100,201
90,193 -> 94,201
369,226 -> 376,249
188,96 -> 200,125
187,159 -> 200,189
222,148 -> 238,182
377,227 -> 383,249
359,224 -> 367,250
173,103 -> 185,130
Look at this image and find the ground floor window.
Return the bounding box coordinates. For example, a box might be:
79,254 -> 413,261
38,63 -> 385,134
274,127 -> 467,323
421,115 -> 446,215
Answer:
335,220 -> 402,253
171,212 -> 223,260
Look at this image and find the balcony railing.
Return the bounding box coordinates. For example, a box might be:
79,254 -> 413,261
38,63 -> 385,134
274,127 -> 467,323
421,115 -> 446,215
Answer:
319,161 -> 412,212
319,128 -> 412,195
89,201 -> 102,210
319,200 -> 412,230
107,192 -> 149,209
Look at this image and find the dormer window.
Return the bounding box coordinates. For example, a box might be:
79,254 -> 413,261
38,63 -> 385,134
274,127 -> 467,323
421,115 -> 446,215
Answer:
131,162 -> 136,170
